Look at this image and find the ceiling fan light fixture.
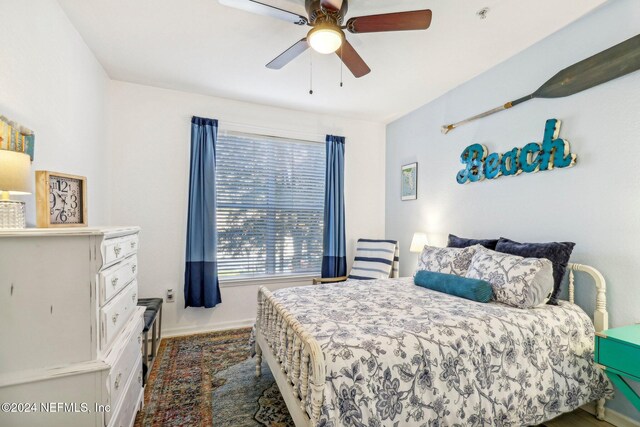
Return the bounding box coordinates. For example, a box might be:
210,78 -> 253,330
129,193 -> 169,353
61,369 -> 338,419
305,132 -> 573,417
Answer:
308,24 -> 344,54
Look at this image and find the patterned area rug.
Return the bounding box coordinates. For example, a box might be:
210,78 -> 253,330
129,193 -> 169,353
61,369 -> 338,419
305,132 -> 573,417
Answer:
134,327 -> 293,427
133,327 -> 566,427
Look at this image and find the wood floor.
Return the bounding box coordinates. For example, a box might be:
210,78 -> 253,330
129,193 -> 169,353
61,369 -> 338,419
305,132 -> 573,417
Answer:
542,409 -> 614,427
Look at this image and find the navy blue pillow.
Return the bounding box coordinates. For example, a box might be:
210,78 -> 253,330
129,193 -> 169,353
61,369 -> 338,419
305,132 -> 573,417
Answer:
447,234 -> 499,250
414,270 -> 493,303
495,238 -> 575,305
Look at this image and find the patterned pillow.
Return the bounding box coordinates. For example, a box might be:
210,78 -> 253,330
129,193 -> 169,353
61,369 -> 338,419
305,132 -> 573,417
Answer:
416,245 -> 479,276
465,246 -> 554,309
495,238 -> 575,305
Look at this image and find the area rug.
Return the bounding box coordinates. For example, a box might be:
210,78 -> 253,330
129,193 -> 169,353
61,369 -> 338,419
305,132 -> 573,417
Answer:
133,327 -> 566,427
134,327 -> 293,427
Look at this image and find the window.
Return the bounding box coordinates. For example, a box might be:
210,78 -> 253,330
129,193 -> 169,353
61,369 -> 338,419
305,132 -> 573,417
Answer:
216,131 -> 325,279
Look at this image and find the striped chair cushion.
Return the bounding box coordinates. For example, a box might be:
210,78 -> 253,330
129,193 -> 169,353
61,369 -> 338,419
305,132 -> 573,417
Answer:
348,239 -> 399,280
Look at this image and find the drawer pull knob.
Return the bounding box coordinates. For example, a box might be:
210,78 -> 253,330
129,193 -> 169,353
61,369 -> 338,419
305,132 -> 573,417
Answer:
114,245 -> 122,256
112,313 -> 119,325
132,265 -> 137,274
111,277 -> 119,288
131,241 -> 136,249
114,373 -> 122,390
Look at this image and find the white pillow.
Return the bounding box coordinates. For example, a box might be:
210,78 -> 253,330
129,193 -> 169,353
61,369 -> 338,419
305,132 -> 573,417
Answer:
465,246 -> 554,309
416,244 -> 479,276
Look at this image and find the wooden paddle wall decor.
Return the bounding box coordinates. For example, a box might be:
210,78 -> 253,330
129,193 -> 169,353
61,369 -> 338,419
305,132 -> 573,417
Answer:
456,119 -> 576,184
442,34 -> 640,134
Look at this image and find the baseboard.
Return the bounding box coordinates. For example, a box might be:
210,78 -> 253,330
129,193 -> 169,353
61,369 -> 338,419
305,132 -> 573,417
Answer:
163,318 -> 255,338
582,403 -> 640,427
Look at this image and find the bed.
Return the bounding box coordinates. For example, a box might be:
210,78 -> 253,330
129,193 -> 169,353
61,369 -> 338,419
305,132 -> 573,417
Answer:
254,263 -> 613,427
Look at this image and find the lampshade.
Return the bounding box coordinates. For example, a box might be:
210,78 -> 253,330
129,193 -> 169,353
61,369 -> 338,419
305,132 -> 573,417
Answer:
410,232 -> 429,253
0,150 -> 31,195
308,24 -> 344,54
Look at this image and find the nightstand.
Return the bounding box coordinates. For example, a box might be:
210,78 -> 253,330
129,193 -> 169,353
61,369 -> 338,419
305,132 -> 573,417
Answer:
594,324 -> 640,412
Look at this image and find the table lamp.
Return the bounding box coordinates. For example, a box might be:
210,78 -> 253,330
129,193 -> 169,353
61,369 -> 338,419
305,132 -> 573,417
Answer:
0,150 -> 31,229
410,232 -> 429,253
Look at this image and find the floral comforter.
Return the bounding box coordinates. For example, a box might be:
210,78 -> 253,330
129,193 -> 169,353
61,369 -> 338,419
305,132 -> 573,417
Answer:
269,277 -> 612,427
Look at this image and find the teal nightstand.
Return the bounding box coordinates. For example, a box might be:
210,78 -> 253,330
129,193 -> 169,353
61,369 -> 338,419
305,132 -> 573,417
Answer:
595,324 -> 640,412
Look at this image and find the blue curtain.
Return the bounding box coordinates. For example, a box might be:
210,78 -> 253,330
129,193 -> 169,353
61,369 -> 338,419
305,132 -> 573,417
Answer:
184,117 -> 222,308
321,135 -> 347,278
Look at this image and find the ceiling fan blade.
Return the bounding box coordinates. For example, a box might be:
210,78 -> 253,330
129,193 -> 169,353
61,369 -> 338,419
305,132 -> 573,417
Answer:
336,40 -> 371,78
346,9 -> 432,33
320,0 -> 343,12
218,0 -> 308,25
266,38 -> 309,69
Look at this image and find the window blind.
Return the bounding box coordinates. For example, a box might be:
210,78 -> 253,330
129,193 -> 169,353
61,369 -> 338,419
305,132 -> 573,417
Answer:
216,131 -> 325,279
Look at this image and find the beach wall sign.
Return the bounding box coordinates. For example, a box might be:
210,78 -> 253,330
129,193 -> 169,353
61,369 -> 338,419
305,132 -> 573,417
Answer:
456,119 -> 576,184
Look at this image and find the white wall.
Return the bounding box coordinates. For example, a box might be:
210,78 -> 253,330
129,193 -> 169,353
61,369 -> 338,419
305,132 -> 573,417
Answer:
107,80 -> 386,336
385,0 -> 640,422
0,0 -> 109,226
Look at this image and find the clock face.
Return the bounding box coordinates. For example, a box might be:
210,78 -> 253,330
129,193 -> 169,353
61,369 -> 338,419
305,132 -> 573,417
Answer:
49,176 -> 83,224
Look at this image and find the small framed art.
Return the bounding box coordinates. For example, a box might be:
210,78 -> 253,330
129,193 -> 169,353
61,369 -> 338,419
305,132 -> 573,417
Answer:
401,162 -> 418,201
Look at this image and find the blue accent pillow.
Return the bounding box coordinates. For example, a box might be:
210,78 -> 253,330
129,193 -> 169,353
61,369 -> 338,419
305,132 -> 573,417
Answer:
447,234 -> 499,250
495,238 -> 575,305
414,270 -> 493,303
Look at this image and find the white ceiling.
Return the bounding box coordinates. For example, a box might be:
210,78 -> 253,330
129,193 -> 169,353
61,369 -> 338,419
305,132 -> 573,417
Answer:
57,0 -> 606,122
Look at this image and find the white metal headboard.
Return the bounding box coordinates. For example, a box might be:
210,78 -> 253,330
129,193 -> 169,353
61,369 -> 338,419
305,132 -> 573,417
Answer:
566,263 -> 608,332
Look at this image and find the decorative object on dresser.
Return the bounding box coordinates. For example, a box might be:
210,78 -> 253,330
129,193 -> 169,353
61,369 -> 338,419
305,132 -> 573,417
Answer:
0,150 -> 31,229
595,324 -> 640,413
35,171 -> 88,228
401,162 -> 417,200
0,227 -> 144,427
0,115 -> 35,159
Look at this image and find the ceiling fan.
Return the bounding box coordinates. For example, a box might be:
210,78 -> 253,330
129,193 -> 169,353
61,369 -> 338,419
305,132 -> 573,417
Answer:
218,0 -> 432,78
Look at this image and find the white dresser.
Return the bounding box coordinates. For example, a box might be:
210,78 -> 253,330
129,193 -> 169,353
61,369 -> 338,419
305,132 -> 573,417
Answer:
0,227 -> 145,427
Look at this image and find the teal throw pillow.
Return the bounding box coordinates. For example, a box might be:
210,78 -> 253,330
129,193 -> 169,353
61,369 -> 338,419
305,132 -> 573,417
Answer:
414,270 -> 493,303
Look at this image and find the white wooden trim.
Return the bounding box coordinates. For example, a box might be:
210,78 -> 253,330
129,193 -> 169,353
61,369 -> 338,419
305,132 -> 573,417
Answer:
257,333 -> 313,427
567,263 -> 608,332
256,286 -> 326,426
256,263 -> 610,427
0,360 -> 109,388
220,274 -> 316,288
0,226 -> 140,238
582,403 -> 640,427
162,318 -> 254,338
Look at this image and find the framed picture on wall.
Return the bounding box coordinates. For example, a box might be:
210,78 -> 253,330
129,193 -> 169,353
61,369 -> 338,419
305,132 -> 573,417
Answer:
401,162 -> 418,201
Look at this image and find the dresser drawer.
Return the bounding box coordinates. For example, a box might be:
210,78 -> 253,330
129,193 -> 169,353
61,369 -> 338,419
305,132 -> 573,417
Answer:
105,316 -> 143,426
99,255 -> 138,306
108,354 -> 143,427
102,234 -> 139,268
597,336 -> 640,379
100,281 -> 138,350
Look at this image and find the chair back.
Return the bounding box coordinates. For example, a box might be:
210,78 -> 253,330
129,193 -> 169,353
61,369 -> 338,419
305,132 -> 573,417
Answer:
348,239 -> 399,280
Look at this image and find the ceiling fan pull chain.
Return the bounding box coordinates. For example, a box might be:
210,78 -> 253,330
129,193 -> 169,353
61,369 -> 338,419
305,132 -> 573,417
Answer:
340,44 -> 344,87
309,50 -> 314,95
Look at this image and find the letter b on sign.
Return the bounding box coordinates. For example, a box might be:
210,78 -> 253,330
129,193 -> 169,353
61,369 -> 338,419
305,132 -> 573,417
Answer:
457,144 -> 487,184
